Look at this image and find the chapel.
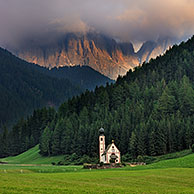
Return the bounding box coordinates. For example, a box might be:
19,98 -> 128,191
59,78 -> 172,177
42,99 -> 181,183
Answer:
99,128 -> 121,163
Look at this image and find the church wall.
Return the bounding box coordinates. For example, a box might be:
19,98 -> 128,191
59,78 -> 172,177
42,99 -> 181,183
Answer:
106,143 -> 120,163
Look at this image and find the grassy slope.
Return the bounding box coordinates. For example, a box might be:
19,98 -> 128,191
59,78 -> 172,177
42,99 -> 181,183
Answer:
0,145 -> 65,164
132,153 -> 194,171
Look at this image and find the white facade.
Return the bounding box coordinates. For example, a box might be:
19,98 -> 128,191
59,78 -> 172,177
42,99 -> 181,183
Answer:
105,142 -> 121,163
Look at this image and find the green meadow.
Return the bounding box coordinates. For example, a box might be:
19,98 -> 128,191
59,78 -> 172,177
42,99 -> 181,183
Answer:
1,147 -> 194,193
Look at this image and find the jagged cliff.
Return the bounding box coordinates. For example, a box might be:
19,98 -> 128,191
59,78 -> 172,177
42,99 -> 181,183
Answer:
16,33 -> 139,80
15,33 -> 172,80
137,38 -> 172,64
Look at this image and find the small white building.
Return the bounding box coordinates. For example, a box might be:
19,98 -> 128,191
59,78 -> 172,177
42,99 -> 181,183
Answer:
99,128 -> 121,163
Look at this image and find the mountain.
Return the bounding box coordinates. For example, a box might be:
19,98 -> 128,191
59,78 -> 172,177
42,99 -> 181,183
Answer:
14,33 -> 174,80
137,38 -> 172,64
2,35 -> 194,159
15,33 -> 139,80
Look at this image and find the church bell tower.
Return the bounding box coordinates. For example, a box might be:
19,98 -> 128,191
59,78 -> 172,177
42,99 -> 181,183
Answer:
99,127 -> 105,163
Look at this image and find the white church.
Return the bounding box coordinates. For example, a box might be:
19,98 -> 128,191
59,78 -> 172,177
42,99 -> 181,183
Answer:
99,128 -> 121,164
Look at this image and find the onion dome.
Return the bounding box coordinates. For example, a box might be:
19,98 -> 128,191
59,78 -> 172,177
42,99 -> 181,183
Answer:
99,127 -> 105,135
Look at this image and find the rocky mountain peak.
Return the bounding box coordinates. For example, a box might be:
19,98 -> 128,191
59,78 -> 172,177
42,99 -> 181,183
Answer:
14,33 -> 173,80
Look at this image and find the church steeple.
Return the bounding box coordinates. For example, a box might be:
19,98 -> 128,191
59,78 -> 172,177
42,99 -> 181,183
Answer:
99,128 -> 105,163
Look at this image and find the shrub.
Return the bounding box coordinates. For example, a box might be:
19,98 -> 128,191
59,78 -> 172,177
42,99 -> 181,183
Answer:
99,162 -> 104,166
70,153 -> 79,162
57,161 -> 64,165
192,144 -> 194,153
122,154 -> 132,162
122,162 -> 126,166
137,155 -> 144,163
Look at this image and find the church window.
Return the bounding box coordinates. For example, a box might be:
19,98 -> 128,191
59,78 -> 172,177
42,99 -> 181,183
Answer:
101,138 -> 103,141
112,146 -> 114,148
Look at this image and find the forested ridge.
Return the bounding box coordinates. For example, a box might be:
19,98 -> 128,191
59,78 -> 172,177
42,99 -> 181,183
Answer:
1,36 -> 194,160
41,65 -> 113,90
0,48 -> 111,130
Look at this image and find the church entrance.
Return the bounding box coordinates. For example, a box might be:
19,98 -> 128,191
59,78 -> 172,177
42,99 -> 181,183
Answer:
110,153 -> 118,163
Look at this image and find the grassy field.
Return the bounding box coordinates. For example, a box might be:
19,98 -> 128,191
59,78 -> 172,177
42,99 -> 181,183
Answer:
1,168 -> 194,193
1,147 -> 194,193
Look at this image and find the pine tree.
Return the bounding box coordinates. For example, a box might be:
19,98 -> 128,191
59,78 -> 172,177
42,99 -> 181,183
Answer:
129,131 -> 137,158
40,126 -> 52,156
179,76 -> 194,115
60,118 -> 73,154
51,119 -> 64,155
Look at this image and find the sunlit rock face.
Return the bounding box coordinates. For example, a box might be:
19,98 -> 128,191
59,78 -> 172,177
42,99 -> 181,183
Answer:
16,33 -> 139,80
137,38 -> 172,64
15,33 -> 172,80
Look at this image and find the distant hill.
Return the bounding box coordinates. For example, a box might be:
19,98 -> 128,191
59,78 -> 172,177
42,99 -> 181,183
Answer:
0,48 -> 81,128
44,66 -> 113,90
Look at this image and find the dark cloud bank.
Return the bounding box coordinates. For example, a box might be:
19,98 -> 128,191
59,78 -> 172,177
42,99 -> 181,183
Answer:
1,0 -> 194,48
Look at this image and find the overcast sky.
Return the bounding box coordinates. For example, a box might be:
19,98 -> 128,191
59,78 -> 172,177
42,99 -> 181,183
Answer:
1,0 -> 194,48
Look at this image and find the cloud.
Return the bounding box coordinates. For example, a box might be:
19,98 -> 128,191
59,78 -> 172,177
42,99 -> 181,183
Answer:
1,0 -> 194,47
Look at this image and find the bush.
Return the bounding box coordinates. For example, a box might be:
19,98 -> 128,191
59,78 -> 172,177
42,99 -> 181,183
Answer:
192,144 -> 194,153
121,162 -> 126,166
79,155 -> 91,164
57,161 -> 64,165
70,153 -> 79,162
137,155 -> 144,163
143,155 -> 156,164
99,162 -> 104,166
122,154 -> 132,162
51,162 -> 56,165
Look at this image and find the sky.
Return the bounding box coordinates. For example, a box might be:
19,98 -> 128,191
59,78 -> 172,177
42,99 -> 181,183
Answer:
1,0 -> 194,48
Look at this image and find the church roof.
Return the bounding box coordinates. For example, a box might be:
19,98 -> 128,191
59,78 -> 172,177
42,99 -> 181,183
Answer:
102,144 -> 111,155
102,142 -> 120,156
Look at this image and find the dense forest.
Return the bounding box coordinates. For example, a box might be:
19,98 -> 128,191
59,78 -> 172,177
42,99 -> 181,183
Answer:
0,48 -> 111,129
1,36 -> 194,161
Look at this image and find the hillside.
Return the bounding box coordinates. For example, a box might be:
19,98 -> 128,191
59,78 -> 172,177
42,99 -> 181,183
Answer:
0,47 -> 112,130
0,47 -> 82,129
44,66 -> 113,90
0,145 -> 65,164
2,35 -> 194,159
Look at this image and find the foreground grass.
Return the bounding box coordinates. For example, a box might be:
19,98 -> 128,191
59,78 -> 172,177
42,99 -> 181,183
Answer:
1,148 -> 194,193
0,168 -> 194,193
